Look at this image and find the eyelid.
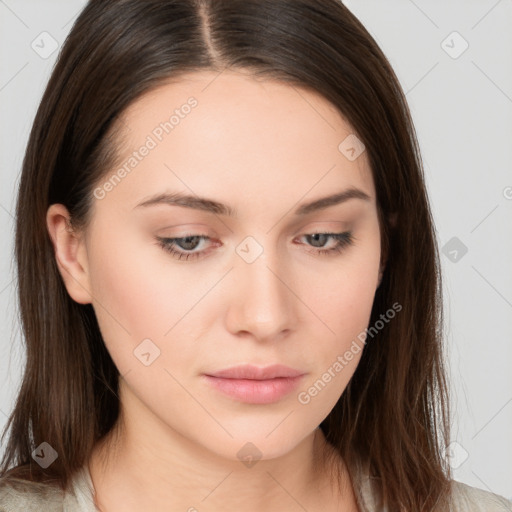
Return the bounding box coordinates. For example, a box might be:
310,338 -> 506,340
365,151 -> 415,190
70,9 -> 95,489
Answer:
155,230 -> 354,261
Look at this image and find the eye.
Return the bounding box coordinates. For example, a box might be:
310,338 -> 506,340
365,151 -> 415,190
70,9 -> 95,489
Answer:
156,234 -> 213,261
155,231 -> 354,261
296,231 -> 354,256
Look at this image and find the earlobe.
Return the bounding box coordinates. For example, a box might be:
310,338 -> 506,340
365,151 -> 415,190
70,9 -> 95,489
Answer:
46,204 -> 92,305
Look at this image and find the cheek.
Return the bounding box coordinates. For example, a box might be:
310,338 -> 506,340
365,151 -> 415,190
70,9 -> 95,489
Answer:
308,238 -> 380,338
298,235 -> 380,391
85,222 -> 217,380
85,225 -> 174,364
294,286 -> 375,419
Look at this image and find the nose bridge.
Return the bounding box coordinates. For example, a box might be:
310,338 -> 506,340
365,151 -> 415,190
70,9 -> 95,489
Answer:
226,234 -> 295,339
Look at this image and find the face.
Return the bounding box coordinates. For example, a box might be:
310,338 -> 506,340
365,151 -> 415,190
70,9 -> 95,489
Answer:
49,70 -> 383,463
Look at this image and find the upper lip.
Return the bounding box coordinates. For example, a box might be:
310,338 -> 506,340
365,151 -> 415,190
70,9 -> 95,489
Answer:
205,364 -> 304,380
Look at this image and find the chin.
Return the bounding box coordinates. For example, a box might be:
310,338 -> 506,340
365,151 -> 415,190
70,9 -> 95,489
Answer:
205,424 -> 315,465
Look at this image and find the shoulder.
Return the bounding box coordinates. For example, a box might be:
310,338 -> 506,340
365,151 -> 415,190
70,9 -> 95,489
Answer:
352,464 -> 512,512
0,475 -> 64,511
449,480 -> 512,512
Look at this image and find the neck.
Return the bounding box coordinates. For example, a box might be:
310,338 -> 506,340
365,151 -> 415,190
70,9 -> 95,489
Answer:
88,388 -> 356,511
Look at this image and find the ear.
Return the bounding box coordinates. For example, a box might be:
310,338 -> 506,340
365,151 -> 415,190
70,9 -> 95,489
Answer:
46,204 -> 92,304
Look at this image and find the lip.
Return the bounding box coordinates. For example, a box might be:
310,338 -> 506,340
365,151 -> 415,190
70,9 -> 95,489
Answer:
203,364 -> 306,404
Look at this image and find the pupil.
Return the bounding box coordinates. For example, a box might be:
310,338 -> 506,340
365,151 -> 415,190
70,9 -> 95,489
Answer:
309,234 -> 327,247
180,236 -> 200,250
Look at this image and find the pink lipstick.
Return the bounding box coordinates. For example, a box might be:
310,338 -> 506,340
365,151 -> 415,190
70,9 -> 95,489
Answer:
203,364 -> 305,404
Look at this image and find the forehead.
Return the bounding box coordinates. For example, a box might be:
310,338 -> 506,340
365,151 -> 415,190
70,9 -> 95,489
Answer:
98,69 -> 375,219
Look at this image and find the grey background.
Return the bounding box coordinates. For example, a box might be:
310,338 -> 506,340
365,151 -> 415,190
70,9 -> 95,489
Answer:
1,0 -> 511,500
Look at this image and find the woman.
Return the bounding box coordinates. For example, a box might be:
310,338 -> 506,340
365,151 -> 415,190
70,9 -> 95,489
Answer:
0,0 -> 510,510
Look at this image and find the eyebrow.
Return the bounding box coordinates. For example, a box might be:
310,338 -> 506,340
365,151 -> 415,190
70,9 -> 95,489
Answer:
133,187 -> 371,216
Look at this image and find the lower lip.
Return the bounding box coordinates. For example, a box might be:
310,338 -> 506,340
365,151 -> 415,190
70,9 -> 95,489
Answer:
203,375 -> 304,404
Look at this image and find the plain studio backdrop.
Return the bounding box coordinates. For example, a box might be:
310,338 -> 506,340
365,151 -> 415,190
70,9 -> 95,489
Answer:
0,0 -> 511,501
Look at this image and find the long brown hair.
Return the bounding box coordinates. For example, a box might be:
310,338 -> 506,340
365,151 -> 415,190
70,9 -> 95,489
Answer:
1,0 -> 452,509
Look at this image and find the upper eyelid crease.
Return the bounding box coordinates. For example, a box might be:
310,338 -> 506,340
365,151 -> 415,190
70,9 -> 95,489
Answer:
133,187 -> 371,217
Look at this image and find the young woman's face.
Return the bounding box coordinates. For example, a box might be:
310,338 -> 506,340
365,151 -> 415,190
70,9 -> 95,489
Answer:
55,70 -> 383,462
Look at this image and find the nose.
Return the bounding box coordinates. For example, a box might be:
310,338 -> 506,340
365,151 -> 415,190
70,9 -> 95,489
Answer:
224,244 -> 297,343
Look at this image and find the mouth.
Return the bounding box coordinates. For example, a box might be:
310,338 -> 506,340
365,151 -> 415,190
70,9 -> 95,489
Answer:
203,364 -> 306,404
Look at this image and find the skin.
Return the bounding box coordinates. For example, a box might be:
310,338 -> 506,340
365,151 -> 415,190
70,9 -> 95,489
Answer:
47,69 -> 384,511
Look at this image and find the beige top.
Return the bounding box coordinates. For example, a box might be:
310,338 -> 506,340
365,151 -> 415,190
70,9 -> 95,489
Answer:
1,460 -> 511,511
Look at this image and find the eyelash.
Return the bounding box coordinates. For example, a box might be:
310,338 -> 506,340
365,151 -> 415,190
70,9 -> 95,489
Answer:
155,231 -> 354,261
